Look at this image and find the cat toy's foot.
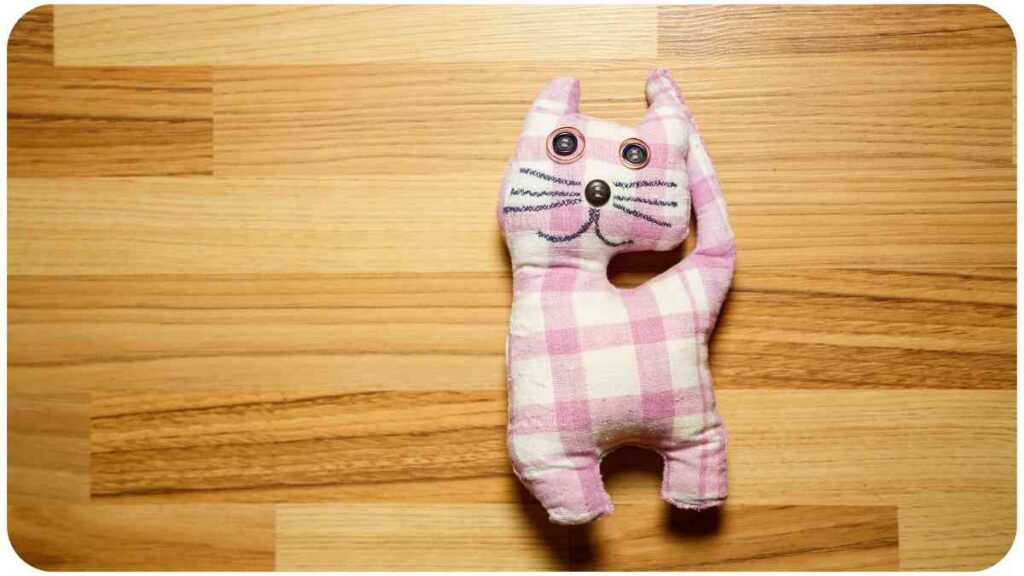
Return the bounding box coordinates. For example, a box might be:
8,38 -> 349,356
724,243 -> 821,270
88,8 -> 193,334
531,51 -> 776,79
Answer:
660,430 -> 729,510
516,459 -> 614,525
664,494 -> 726,511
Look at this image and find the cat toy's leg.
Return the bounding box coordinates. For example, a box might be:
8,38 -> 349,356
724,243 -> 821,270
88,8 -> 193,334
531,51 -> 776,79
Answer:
661,417 -> 729,510
660,109 -> 736,511
509,431 -> 613,524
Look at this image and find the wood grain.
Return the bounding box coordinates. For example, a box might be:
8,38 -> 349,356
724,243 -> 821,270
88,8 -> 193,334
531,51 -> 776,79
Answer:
571,504 -> 899,570
275,503 -> 899,570
276,503 -> 566,570
90,389 -> 508,497
658,5 -> 1011,59
6,4 -> 1016,571
8,177 -> 501,274
53,5 -> 657,66
8,68 -> 212,177
7,4 -> 52,66
898,492 -> 1017,571
8,3 -> 211,177
7,503 -> 275,570
212,62 -> 656,177
8,390 -> 90,504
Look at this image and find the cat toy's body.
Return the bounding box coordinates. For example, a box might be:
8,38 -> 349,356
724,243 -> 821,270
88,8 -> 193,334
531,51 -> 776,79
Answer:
498,70 -> 735,525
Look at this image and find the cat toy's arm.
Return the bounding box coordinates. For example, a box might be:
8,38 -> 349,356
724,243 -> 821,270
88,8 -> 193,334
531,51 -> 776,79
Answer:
682,124 -> 736,327
644,69 -> 735,326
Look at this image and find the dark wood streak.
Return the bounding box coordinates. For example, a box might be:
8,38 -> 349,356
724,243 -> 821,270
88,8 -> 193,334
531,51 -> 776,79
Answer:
10,349 -> 503,369
734,287 -> 1018,310
93,390 -> 491,420
91,472 -> 513,499
93,424 -> 505,455
9,113 -> 211,124
658,5 -> 1012,57
7,6 -> 53,65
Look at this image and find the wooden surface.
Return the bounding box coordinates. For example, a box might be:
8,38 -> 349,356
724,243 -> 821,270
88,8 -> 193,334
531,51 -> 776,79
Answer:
6,4 -> 1015,571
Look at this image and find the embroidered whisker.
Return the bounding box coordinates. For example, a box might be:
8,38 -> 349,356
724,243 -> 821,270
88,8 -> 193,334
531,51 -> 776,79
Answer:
614,195 -> 678,207
612,180 -> 678,189
503,198 -> 581,213
612,202 -> 673,227
510,188 -> 579,198
520,167 -> 582,187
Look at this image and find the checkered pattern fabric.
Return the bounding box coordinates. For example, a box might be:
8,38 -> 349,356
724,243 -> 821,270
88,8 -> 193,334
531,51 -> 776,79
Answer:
498,69 -> 736,525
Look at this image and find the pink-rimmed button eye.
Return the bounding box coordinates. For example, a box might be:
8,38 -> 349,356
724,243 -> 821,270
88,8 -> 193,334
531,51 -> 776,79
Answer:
546,127 -> 585,163
619,138 -> 650,169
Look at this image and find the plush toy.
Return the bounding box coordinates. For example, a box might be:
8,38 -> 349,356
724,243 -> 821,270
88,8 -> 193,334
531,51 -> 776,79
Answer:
498,69 -> 736,525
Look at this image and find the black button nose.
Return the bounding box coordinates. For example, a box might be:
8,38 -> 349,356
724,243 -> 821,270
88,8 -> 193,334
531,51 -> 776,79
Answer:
584,179 -> 611,207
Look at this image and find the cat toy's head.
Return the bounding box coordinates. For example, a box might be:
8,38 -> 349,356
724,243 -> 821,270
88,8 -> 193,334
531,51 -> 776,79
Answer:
498,69 -> 695,269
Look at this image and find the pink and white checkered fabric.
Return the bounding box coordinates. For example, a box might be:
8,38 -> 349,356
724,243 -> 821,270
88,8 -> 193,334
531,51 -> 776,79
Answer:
497,69 -> 736,525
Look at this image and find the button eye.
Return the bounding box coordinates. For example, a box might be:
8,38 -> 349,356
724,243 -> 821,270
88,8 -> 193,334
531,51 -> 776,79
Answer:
546,127 -> 584,163
619,138 -> 650,169
553,133 -> 577,156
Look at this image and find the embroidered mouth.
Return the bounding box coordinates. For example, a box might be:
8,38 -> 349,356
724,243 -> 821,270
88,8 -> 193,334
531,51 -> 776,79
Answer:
537,208 -> 633,247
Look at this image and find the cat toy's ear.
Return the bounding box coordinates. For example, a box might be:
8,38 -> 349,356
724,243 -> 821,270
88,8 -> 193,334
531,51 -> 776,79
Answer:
643,68 -> 692,124
528,77 -> 580,117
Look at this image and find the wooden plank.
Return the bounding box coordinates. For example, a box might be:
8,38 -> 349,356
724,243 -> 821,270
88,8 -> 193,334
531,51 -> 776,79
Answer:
671,51 -> 1014,184
571,504 -> 899,570
7,304 -> 506,368
8,68 -> 212,177
7,503 -> 275,570
658,5 -> 1012,61
718,390 -> 1015,505
7,177 -> 500,274
276,503 -> 565,570
7,5 -> 52,65
53,5 -> 656,66
9,353 -> 507,396
89,390 -> 509,497
7,171 -> 1014,275
898,492 -> 1016,570
275,502 -> 899,570
8,271 -> 1013,391
7,390 -> 90,503
82,388 -> 1012,504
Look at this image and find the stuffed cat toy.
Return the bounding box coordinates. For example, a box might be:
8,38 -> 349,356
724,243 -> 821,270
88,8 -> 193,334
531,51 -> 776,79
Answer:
498,69 -> 736,525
